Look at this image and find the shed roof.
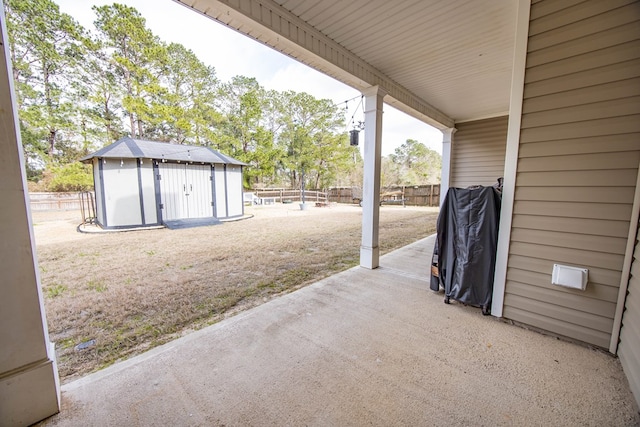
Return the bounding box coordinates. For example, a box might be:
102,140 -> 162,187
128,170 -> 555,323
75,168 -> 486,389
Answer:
80,137 -> 245,165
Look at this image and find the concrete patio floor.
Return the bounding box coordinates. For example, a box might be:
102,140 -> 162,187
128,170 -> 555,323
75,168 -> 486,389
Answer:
40,235 -> 639,426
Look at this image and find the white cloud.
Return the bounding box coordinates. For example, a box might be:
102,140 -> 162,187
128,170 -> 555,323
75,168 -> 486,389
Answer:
382,106 -> 444,155
263,63 -> 356,99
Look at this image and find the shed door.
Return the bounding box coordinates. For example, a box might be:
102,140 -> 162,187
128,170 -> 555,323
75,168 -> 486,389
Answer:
159,163 -> 213,221
185,164 -> 214,218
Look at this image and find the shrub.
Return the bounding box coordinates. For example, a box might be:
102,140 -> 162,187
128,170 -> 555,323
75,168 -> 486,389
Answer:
46,163 -> 93,192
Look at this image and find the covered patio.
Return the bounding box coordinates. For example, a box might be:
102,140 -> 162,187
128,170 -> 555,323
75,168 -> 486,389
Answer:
1,0 -> 639,425
39,236 -> 639,425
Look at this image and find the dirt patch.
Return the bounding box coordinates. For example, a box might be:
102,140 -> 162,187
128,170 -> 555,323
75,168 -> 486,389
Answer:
34,203 -> 438,383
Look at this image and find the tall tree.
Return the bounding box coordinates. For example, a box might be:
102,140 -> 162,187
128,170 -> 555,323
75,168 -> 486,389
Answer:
310,132 -> 355,189
218,76 -> 280,186
93,3 -> 165,138
277,91 -> 349,189
80,36 -> 127,146
389,139 -> 442,184
5,0 -> 89,171
156,42 -> 220,144
381,155 -> 402,187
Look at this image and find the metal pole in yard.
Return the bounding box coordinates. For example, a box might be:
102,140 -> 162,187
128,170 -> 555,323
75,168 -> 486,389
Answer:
301,168 -> 305,204
80,192 -> 85,222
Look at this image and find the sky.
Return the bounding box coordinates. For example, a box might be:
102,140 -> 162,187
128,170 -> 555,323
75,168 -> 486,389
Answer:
54,0 -> 444,156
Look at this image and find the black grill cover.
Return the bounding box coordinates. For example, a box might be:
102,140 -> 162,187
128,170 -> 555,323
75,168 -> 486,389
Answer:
431,186 -> 501,310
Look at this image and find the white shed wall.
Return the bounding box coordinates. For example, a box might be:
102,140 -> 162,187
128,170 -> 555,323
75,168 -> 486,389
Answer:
93,158 -> 104,226
140,160 -> 157,225
226,165 -> 243,217
214,166 -> 227,218
95,159 -> 241,225
102,158 -> 142,227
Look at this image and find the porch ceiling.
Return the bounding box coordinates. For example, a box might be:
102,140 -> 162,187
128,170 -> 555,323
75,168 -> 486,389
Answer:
175,0 -> 517,127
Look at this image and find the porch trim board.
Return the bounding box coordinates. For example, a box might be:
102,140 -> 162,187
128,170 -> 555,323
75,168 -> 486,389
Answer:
611,163 -> 640,353
491,0 -> 532,317
617,191 -> 640,407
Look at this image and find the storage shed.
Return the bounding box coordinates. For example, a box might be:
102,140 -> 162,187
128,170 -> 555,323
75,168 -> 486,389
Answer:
80,137 -> 245,229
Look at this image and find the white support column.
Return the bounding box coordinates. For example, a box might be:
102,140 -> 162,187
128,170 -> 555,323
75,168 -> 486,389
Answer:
0,6 -> 60,426
439,127 -> 456,206
360,85 -> 387,269
491,0 -> 531,318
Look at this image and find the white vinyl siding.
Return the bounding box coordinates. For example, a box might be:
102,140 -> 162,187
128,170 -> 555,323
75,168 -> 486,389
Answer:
503,0 -> 640,349
450,116 -> 507,189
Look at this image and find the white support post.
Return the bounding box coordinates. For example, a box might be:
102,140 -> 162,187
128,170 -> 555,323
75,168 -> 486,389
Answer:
439,128 -> 456,206
491,0 -> 531,318
360,85 -> 387,269
610,163 -> 640,353
0,6 -> 60,425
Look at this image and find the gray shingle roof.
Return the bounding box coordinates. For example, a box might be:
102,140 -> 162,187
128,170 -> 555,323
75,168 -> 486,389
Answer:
80,137 -> 245,165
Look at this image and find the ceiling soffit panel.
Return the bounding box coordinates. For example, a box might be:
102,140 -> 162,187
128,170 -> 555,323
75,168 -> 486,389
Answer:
284,0 -> 517,122
176,0 -> 455,129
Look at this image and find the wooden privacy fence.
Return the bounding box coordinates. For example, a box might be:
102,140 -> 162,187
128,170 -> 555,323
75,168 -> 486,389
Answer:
32,186 -> 438,212
252,188 -> 328,204
326,185 -> 441,207
29,192 -> 83,211
251,186 -> 440,206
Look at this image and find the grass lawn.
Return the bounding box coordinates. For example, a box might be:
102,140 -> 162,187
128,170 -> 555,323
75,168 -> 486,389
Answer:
33,203 -> 438,383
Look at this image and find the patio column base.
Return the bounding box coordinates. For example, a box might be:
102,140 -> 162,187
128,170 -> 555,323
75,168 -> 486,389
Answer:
1,349 -> 60,426
360,245 -> 380,269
